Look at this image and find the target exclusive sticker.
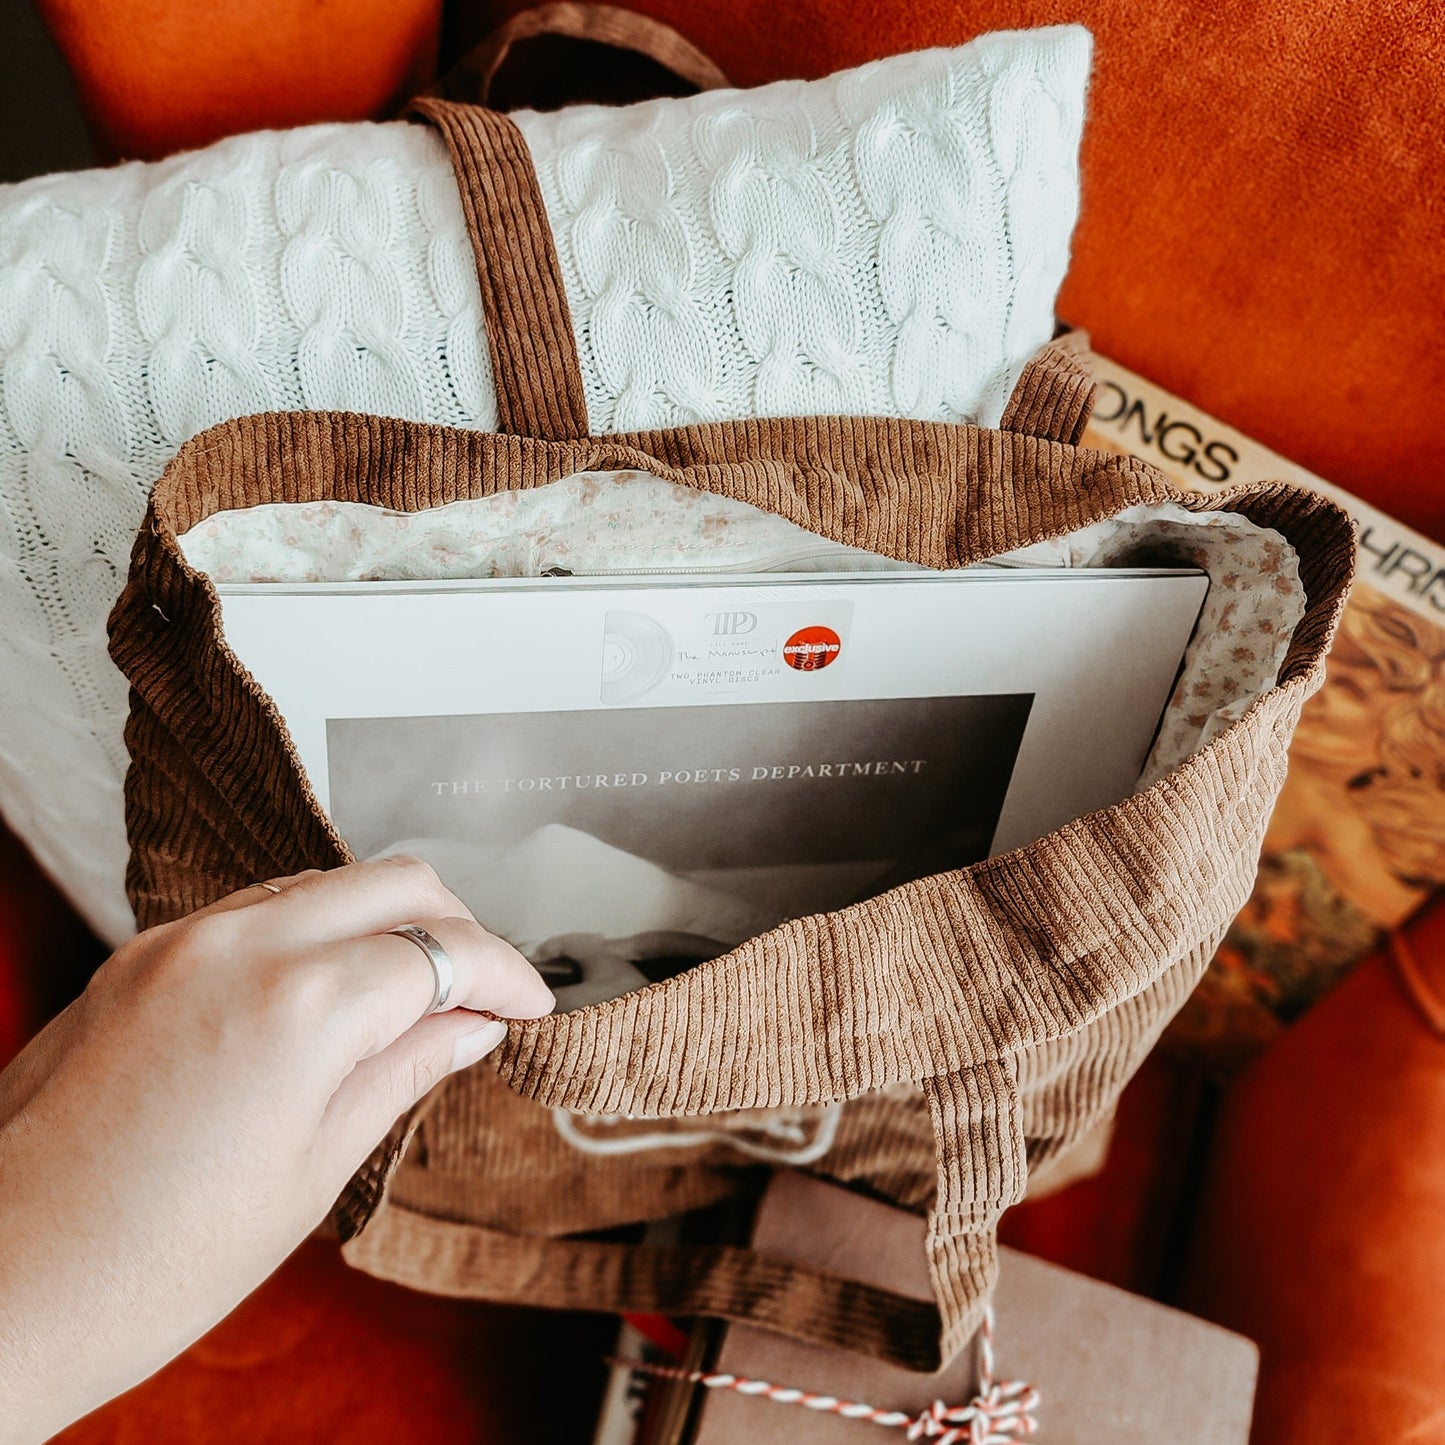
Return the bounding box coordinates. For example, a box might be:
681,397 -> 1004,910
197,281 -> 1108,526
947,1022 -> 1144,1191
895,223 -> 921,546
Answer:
783,625 -> 843,671
600,598 -> 854,703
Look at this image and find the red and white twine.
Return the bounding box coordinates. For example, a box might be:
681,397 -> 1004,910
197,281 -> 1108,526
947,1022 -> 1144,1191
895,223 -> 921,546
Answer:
612,1307 -> 1039,1444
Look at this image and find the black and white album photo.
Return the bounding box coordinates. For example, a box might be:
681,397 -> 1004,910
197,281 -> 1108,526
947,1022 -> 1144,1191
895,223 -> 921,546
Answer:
328,695 -> 1033,1008
219,566 -> 1209,1011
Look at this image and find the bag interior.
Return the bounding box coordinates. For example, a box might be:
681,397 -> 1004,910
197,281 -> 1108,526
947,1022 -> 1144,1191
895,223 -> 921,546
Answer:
177,470 -> 1306,1126
181,468 -> 1305,789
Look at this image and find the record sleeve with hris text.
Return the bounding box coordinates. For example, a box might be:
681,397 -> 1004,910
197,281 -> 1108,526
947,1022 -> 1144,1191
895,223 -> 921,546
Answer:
217,568 -> 1207,1009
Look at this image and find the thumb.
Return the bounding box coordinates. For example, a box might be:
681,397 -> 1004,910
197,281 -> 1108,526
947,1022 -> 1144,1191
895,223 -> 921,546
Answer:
316,1010 -> 509,1180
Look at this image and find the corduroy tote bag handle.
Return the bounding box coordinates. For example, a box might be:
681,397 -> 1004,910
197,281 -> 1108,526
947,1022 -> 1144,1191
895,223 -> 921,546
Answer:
344,1062 -> 1028,1371
433,1 -> 730,110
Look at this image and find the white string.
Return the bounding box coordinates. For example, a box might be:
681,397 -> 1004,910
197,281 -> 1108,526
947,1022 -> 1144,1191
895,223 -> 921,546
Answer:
613,1305 -> 1039,1444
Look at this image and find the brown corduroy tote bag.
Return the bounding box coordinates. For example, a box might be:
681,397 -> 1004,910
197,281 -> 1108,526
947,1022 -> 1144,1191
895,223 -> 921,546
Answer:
108,101 -> 1355,1372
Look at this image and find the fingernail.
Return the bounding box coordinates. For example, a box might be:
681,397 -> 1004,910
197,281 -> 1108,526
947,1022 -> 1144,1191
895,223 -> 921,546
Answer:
450,1020 -> 508,1073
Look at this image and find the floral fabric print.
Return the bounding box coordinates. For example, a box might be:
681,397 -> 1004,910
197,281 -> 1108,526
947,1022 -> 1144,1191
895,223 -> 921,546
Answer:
180,474 -> 1302,783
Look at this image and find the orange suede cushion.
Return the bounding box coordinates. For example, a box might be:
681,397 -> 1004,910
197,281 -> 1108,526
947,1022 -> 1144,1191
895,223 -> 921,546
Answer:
1180,899 -> 1445,1441
998,1054 -> 1204,1295
56,1238 -> 610,1444
468,0 -> 1443,544
34,0 -> 443,161
0,823 -> 105,1067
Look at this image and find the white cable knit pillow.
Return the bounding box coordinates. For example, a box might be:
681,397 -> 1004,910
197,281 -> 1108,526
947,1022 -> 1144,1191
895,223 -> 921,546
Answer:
0,26 -> 1091,942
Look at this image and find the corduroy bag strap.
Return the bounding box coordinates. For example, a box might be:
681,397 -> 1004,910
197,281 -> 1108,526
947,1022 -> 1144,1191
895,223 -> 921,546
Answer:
344,1065 -> 1026,1371
433,2 -> 731,110
409,98 -> 590,440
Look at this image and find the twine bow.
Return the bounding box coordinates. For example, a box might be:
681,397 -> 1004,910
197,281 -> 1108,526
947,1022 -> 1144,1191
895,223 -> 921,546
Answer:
904,1383 -> 1040,1444
612,1307 -> 1039,1443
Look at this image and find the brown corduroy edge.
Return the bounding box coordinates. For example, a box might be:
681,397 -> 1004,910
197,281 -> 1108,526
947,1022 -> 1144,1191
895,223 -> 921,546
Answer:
106,102 -> 1357,1372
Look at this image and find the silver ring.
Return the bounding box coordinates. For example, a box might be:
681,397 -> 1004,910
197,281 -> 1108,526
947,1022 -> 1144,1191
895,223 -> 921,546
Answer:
254,881 -> 284,895
387,925 -> 454,1014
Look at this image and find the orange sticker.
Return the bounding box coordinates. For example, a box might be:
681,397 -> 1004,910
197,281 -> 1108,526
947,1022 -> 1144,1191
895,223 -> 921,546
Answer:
783,625 -> 842,671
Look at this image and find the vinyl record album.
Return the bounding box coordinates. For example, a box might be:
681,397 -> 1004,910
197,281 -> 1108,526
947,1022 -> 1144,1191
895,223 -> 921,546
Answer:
601,609 -> 674,703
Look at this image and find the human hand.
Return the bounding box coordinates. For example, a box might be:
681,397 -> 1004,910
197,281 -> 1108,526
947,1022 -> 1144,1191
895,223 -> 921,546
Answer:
0,857 -> 553,1442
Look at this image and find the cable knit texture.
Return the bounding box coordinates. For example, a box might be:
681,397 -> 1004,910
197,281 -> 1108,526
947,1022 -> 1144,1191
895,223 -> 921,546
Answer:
513,34 -> 1085,431
0,27 -> 1089,941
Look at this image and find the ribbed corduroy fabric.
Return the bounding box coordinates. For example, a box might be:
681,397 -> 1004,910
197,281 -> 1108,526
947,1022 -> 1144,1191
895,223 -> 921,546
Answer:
107,105 -> 1356,1372
409,99 -> 589,441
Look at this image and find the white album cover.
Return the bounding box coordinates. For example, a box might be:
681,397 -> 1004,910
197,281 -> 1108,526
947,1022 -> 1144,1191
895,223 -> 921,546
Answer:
217,569 -> 1207,1009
